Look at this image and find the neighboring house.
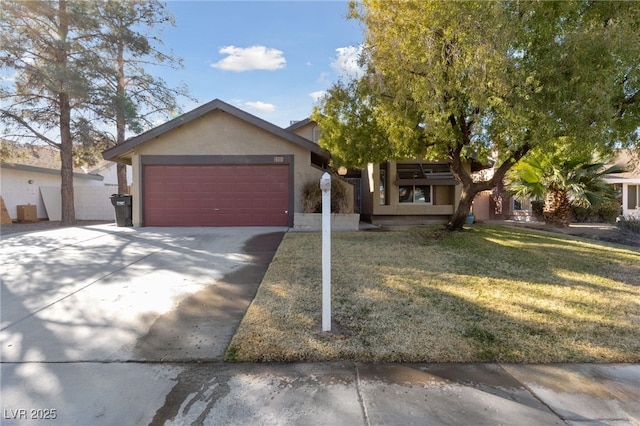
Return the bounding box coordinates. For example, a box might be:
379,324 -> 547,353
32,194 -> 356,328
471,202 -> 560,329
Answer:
473,149 -> 640,222
102,99 -> 342,227
472,187 -> 529,222
0,143 -> 131,221
287,120 -> 464,225
604,150 -> 640,219
89,161 -> 133,188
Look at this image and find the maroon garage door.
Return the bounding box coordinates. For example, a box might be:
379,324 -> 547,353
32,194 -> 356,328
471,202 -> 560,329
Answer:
143,164 -> 290,226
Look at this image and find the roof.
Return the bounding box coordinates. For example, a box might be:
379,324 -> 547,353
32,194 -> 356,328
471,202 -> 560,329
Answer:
0,141 -> 105,180
286,118 -> 315,132
604,149 -> 640,184
0,162 -> 104,181
0,141 -> 104,174
102,99 -> 330,163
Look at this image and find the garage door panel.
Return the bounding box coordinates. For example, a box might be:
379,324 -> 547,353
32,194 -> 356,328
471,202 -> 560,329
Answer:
144,164 -> 290,226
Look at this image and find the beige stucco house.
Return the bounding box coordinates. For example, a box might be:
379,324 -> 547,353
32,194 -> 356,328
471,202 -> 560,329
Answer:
286,119 -> 464,225
102,99 -> 338,227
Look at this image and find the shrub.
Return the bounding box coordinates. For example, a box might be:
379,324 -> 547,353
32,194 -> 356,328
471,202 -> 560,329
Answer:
597,201 -> 622,222
531,200 -> 544,220
617,216 -> 640,234
572,200 -> 621,223
301,177 -> 351,213
571,205 -> 593,223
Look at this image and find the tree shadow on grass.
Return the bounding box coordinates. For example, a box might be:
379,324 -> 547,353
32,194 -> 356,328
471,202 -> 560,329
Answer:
231,226 -> 640,362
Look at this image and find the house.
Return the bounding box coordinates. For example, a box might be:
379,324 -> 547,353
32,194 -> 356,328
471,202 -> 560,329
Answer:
604,150 -> 640,219
0,143 -> 130,221
102,99 -> 347,227
286,120 -> 464,225
101,100 -> 468,228
472,149 -> 640,222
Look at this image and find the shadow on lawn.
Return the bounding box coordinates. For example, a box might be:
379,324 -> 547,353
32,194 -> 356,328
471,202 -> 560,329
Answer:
237,225 -> 640,362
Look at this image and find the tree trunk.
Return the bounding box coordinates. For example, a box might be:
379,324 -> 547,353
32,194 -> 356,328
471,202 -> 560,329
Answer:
446,184 -> 477,231
117,162 -> 128,194
543,188 -> 572,227
59,124 -> 76,226
58,0 -> 76,226
115,39 -> 129,194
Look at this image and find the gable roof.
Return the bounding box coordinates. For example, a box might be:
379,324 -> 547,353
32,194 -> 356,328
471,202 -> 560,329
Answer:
102,99 -> 330,162
286,118 -> 315,132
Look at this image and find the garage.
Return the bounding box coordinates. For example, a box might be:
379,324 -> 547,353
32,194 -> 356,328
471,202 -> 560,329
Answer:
102,99 -> 332,228
143,164 -> 290,227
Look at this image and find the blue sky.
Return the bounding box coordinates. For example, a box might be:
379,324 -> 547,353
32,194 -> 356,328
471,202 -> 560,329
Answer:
157,1 -> 364,128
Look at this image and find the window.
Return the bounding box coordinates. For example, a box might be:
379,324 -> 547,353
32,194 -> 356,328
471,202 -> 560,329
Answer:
399,185 -> 432,203
378,163 -> 389,206
396,162 -> 435,204
379,166 -> 387,205
629,185 -> 639,209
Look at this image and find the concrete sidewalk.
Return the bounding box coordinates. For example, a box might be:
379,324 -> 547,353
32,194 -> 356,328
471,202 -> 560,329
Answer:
2,361 -> 638,425
1,224 -> 638,425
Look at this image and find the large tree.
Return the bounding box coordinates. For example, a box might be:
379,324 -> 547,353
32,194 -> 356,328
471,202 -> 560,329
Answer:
1,1 -> 191,223
313,0 -> 640,230
1,0 -> 103,225
94,0 -> 191,194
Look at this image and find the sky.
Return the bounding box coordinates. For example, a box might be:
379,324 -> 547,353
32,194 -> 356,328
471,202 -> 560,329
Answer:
155,1 -> 365,128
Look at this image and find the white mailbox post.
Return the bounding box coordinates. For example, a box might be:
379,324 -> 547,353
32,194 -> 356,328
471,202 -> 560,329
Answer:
320,172 -> 332,332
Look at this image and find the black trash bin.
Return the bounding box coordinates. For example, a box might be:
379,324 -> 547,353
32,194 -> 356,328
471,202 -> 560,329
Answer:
110,194 -> 133,227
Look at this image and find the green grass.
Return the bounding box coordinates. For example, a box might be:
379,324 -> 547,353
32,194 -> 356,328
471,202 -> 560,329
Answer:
227,225 -> 640,363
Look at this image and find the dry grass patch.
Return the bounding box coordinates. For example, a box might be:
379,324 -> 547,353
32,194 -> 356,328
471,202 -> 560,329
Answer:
228,225 -> 640,363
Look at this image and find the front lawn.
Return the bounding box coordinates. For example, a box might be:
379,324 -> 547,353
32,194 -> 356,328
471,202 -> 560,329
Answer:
227,225 -> 640,363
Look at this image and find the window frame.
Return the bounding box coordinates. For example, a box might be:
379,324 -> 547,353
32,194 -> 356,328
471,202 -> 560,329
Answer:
398,184 -> 433,204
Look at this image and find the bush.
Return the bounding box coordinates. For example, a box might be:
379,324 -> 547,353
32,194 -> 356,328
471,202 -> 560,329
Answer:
301,177 -> 351,213
571,205 -> 593,223
571,201 -> 621,223
617,216 -> 640,234
597,201 -> 622,223
531,200 -> 544,221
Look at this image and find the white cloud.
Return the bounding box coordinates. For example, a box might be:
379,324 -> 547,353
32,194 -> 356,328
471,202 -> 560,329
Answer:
331,45 -> 365,79
245,101 -> 276,112
309,91 -> 327,102
211,45 -> 286,72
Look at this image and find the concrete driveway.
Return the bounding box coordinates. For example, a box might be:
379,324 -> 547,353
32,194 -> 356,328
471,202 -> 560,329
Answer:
1,224 -> 289,425
1,224 -> 285,363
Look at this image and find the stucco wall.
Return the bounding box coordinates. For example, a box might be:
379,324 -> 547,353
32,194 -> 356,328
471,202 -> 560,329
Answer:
94,163 -> 133,187
128,110 -> 325,226
1,168 -> 105,220
289,121 -> 319,144
40,186 -> 117,221
473,190 -> 492,222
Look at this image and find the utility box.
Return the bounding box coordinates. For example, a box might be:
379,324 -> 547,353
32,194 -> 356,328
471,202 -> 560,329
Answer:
17,205 -> 37,223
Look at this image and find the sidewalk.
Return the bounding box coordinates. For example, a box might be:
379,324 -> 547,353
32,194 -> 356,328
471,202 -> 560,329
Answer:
2,361 -> 638,425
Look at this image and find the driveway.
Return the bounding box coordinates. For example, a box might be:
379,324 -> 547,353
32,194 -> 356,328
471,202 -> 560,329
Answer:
1,224 -> 286,363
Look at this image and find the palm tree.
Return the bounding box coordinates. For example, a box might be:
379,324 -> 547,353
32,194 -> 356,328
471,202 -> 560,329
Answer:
507,153 -> 625,227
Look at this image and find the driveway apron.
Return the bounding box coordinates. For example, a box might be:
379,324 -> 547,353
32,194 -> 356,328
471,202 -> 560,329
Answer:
0,225 -> 286,363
